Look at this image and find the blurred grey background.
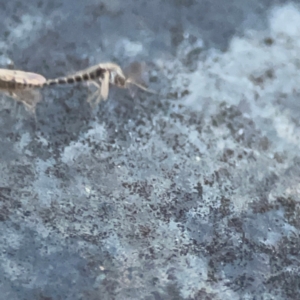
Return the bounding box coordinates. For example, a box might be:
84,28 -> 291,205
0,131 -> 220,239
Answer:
0,0 -> 300,299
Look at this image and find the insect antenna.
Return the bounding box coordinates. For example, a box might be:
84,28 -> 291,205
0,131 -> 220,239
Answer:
123,61 -> 156,95
125,78 -> 156,95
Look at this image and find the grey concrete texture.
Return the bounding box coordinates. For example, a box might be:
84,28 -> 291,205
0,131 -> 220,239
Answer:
0,0 -> 300,299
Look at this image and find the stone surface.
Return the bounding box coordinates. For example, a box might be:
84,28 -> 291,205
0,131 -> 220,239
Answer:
0,0 -> 300,299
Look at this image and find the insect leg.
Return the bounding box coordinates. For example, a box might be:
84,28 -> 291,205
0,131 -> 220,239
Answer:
86,89 -> 100,108
99,71 -> 110,101
87,81 -> 101,89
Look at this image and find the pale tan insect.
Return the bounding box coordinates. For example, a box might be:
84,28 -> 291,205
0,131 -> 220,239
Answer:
0,68 -> 47,113
0,62 -> 155,112
44,62 -> 156,105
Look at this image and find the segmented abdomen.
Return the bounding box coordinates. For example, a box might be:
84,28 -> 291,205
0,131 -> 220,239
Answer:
44,67 -> 106,86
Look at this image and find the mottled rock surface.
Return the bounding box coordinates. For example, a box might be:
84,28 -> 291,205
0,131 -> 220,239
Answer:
0,0 -> 300,299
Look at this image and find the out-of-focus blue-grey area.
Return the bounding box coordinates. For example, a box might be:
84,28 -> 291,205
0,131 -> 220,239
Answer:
0,0 -> 300,299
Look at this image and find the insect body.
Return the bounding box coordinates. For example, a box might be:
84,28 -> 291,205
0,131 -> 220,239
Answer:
0,62 -> 155,111
0,69 -> 47,113
44,62 -> 155,105
0,69 -> 46,89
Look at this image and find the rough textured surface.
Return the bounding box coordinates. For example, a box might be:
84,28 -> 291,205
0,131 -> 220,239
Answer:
0,0 -> 300,299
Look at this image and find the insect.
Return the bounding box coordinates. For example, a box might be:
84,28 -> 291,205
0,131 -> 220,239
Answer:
0,68 -> 47,113
0,62 -> 155,111
44,62 -> 156,105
